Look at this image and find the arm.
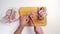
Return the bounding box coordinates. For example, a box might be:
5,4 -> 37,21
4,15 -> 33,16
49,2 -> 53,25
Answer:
14,25 -> 24,34
34,26 -> 44,34
31,19 -> 44,34
14,16 -> 29,34
28,12 -> 44,34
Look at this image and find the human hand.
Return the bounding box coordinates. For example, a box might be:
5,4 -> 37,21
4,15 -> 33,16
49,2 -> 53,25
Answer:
30,21 -> 43,34
28,12 -> 34,20
14,16 -> 29,34
34,26 -> 43,34
20,16 -> 29,26
28,12 -> 43,34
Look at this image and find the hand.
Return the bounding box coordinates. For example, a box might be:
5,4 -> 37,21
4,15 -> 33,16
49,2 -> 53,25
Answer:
20,16 -> 29,26
30,19 -> 43,34
14,16 -> 29,34
28,12 -> 35,24
32,22 -> 43,34
28,12 -> 43,34
28,12 -> 34,19
34,26 -> 43,34
30,20 -> 43,34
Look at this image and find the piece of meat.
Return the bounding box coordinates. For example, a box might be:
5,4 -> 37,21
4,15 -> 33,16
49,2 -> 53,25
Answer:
2,9 -> 16,23
28,12 -> 34,20
37,7 -> 47,20
28,12 -> 35,24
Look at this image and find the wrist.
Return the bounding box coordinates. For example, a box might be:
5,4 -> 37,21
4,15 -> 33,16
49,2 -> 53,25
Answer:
19,24 -> 25,27
19,25 -> 25,32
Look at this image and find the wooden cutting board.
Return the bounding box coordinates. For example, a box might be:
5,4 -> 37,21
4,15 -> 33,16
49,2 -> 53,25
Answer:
19,7 -> 47,26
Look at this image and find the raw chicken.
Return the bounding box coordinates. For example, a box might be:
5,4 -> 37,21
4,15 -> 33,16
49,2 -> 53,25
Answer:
1,8 -> 17,23
37,7 -> 47,20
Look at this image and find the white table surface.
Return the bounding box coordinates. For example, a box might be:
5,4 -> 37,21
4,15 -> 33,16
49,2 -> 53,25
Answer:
0,0 -> 60,34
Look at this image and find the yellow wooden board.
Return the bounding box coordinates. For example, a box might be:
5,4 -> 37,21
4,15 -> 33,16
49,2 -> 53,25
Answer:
19,7 -> 47,26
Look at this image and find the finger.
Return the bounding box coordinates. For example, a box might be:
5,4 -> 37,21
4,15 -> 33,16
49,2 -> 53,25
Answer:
33,22 -> 37,26
31,19 -> 37,26
24,16 -> 27,19
33,22 -> 36,26
25,16 -> 29,23
20,16 -> 24,20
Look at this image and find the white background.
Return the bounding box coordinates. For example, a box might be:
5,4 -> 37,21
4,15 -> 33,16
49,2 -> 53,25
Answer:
0,0 -> 60,34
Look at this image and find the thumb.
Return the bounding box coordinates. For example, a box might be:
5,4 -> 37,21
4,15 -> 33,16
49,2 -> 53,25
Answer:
26,16 -> 29,23
32,21 -> 37,26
